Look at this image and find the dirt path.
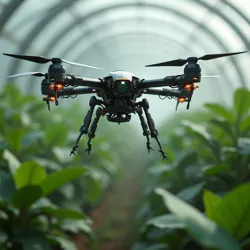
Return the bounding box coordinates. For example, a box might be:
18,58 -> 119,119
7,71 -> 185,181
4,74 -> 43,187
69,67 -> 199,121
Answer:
72,161 -> 145,250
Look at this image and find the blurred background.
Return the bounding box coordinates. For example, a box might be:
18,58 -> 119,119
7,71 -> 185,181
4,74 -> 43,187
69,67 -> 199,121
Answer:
0,0 -> 249,125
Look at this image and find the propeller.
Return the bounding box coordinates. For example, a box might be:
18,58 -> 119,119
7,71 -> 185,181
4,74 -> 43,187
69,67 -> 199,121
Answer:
3,53 -> 103,70
146,51 -> 248,67
6,72 -> 45,79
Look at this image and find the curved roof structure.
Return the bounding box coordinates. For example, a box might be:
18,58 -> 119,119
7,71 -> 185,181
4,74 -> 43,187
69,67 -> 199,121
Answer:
0,0 -> 249,123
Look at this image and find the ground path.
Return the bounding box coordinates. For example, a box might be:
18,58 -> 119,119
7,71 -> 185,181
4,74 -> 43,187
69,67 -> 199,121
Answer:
72,159 -> 146,250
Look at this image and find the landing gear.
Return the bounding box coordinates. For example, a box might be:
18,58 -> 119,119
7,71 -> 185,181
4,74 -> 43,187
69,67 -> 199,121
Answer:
137,98 -> 167,160
70,96 -> 104,156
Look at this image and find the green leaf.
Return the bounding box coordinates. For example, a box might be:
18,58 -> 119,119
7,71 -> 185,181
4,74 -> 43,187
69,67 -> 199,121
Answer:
12,185 -> 43,209
43,124 -> 68,147
210,118 -> 236,142
203,164 -> 230,176
233,88 -> 250,119
240,115 -> 250,134
50,236 -> 76,250
2,149 -> 20,176
38,207 -> 85,220
5,128 -> 24,152
146,214 -> 185,230
182,120 -> 220,161
61,219 -> 92,235
177,182 -> 205,202
155,188 -> 240,250
203,190 -> 222,219
206,183 -> 250,240
41,167 -> 87,196
205,103 -> 234,123
14,161 -> 47,189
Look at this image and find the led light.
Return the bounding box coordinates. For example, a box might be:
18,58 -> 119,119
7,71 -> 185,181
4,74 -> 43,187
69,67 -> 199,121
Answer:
56,84 -> 63,90
49,96 -> 56,102
49,84 -> 55,90
178,97 -> 185,103
184,84 -> 199,91
121,81 -> 126,84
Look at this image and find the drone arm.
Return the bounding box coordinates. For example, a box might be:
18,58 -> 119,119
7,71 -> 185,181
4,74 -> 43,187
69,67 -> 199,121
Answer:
143,88 -> 189,98
139,75 -> 184,89
57,87 -> 97,97
64,75 -> 103,88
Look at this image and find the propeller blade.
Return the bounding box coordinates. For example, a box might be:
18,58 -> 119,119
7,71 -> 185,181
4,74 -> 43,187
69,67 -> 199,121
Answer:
145,51 -> 247,67
6,72 -> 45,79
62,59 -> 103,70
146,59 -> 187,67
201,75 -> 220,78
3,53 -> 103,70
199,51 -> 248,61
3,53 -> 51,64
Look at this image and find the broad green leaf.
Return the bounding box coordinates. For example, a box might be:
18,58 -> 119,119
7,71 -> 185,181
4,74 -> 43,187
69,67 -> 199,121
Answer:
233,88 -> 250,119
182,120 -> 220,161
12,185 -> 43,209
240,115 -> 250,134
203,164 -> 230,176
155,188 -> 240,250
177,182 -> 205,202
210,118 -> 236,143
204,103 -> 234,123
41,167 -> 87,196
5,128 -> 24,152
50,236 -> 76,250
61,219 -> 92,235
3,149 -> 20,176
203,190 -> 222,219
38,207 -> 85,220
146,214 -> 184,230
43,124 -> 68,147
14,161 -> 47,189
207,183 -> 250,240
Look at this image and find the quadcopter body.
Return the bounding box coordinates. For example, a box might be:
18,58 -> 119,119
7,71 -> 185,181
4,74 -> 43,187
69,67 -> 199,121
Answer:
4,51 -> 248,160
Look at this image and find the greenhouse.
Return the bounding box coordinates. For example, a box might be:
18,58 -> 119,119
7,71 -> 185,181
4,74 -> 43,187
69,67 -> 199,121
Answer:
0,0 -> 249,249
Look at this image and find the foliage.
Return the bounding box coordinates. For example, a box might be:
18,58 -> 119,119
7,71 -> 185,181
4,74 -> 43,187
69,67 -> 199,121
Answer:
0,84 -> 139,249
133,88 -> 250,250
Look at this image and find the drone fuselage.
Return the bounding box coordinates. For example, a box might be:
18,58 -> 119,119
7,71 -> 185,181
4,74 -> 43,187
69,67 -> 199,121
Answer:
96,70 -> 142,123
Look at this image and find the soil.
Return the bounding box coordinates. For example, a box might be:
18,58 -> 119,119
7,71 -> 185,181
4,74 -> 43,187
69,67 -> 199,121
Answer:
71,162 -> 145,250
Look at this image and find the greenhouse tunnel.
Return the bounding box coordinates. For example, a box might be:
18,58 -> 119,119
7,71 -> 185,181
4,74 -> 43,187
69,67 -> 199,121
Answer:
0,0 -> 250,250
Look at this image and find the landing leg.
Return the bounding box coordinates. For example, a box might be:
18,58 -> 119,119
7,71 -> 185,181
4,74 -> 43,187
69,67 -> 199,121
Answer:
135,106 -> 153,153
140,98 -> 167,160
85,107 -> 104,155
70,96 -> 97,156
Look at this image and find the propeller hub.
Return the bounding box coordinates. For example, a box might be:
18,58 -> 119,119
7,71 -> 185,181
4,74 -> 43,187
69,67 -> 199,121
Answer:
51,58 -> 62,64
187,57 -> 198,64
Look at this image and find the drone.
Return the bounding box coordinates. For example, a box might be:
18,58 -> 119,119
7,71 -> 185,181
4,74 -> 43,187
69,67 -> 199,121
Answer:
3,51 -> 247,160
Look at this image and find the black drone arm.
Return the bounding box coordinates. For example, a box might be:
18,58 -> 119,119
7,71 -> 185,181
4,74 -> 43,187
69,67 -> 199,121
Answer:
139,75 -> 188,89
64,75 -> 104,88
57,87 -> 97,97
143,88 -> 189,98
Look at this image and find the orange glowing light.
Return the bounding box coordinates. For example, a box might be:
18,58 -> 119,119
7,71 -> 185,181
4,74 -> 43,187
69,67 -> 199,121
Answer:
178,97 -> 185,103
49,97 -> 56,102
184,84 -> 199,91
49,84 -> 55,90
56,84 -> 63,90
